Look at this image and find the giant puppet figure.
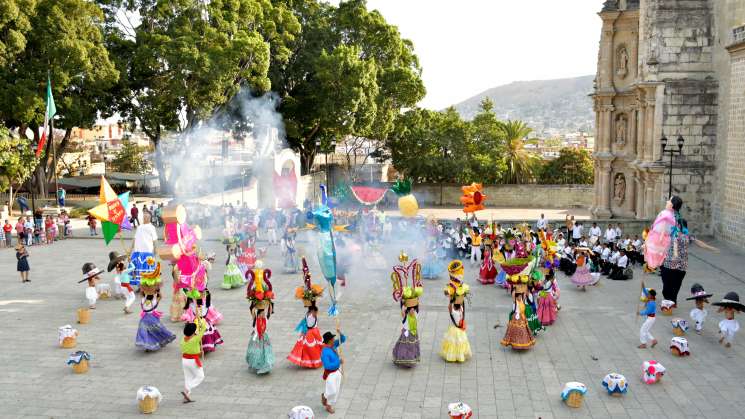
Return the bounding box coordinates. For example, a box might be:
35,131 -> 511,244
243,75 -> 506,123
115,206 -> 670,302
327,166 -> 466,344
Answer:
157,205 -> 206,296
313,185 -> 339,316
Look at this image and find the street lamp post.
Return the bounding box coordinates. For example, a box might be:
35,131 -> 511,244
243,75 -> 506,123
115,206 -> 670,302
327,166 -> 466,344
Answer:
241,168 -> 248,204
660,134 -> 684,198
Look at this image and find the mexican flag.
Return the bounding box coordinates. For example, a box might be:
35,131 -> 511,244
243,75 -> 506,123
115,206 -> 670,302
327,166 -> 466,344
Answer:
36,76 -> 56,157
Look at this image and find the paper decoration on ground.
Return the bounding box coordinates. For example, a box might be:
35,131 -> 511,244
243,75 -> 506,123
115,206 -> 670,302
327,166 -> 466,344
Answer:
313,185 -> 339,316
447,402 -> 472,418
391,179 -> 418,218
137,386 -> 162,414
642,360 -> 665,384
670,337 -> 690,356
288,406 -> 314,419
602,373 -> 628,396
671,318 -> 689,336
158,204 -> 205,295
561,382 -> 587,408
87,176 -> 132,244
460,183 -> 486,213
660,299 -> 675,315
58,325 -> 78,347
391,251 -> 423,307
350,185 -> 388,206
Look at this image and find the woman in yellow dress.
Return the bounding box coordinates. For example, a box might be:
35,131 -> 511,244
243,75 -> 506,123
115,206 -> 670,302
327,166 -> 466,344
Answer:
441,260 -> 472,362
441,300 -> 472,362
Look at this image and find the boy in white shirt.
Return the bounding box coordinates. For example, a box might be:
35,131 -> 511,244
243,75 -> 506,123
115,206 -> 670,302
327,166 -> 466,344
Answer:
615,224 -> 623,242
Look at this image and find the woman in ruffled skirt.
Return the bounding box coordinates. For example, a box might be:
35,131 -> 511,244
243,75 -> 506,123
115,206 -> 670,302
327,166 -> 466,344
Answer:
501,285 -> 535,350
570,250 -> 597,290
246,303 -> 274,374
288,304 -> 323,368
181,291 -> 224,353
393,303 -> 420,367
135,293 -> 176,351
222,247 -> 244,289
440,301 -> 472,362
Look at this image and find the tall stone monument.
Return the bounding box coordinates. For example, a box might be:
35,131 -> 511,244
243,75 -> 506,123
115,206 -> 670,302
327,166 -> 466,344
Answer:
591,0 -> 745,247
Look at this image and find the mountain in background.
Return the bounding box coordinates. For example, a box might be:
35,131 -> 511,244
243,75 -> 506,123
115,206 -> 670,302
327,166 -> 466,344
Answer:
451,75 -> 595,137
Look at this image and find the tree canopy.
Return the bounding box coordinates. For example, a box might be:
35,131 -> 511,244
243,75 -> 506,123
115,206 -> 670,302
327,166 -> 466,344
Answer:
539,147 -> 594,184
270,0 -> 425,173
0,127 -> 38,193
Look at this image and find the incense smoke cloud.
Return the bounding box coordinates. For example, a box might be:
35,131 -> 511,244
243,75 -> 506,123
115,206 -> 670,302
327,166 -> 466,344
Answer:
157,89 -> 286,205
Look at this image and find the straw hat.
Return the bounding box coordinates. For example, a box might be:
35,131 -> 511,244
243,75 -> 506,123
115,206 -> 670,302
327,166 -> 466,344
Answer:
79,262 -> 103,283
712,291 -> 745,312
685,283 -> 713,301
107,251 -> 128,272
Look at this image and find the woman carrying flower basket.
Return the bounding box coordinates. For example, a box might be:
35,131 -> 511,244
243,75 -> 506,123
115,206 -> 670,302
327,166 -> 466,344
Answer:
440,260 -> 472,362
288,258 -> 325,368
391,252 -> 423,367
246,261 -> 275,374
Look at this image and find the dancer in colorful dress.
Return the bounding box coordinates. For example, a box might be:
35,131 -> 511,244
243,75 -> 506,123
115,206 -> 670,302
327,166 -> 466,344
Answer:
282,227 -> 300,273
135,265 -> 175,351
478,229 -> 498,285
713,291 -> 744,348
501,277 -> 536,350
537,269 -> 559,326
221,237 -> 244,289
246,262 -> 275,374
289,258 -> 325,368
440,261 -> 472,362
687,283 -> 712,334
391,252 -> 423,367
570,248 -> 597,290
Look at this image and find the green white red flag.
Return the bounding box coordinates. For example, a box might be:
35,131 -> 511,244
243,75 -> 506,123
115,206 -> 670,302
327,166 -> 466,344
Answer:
36,76 -> 57,157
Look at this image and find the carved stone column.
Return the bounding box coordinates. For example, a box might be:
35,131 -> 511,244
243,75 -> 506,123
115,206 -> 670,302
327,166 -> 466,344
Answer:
594,157 -> 613,218
635,91 -> 646,158
625,169 -> 636,215
634,171 -> 645,218
600,104 -> 615,153
628,104 -> 637,158
644,97 -> 656,162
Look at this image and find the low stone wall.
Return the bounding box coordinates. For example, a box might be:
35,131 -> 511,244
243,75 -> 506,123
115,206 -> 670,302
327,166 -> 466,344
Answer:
411,184 -> 594,208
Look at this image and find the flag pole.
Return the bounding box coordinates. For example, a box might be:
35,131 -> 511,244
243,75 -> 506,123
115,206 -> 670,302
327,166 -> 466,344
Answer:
49,72 -> 60,208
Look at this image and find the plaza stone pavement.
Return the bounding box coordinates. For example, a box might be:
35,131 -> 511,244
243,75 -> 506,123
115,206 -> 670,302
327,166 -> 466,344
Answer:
2,238 -> 745,419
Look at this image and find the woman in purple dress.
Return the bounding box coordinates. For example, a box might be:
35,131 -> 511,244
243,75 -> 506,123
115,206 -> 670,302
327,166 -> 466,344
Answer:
135,293 -> 176,351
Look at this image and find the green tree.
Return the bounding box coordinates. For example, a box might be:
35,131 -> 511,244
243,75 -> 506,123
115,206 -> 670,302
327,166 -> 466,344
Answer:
271,0 -> 424,173
0,127 -> 38,214
100,0 -> 301,192
500,120 -> 539,184
0,0 -> 119,195
110,141 -> 152,175
469,98 -> 507,183
0,0 -> 36,67
539,147 -> 594,184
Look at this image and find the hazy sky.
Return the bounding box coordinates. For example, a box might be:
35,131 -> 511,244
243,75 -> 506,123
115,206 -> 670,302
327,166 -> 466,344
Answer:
356,0 -> 603,109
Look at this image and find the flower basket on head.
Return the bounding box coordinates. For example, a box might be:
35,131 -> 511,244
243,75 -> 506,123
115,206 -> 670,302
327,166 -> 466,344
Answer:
139,260 -> 162,296
295,257 -> 324,307
247,262 -> 274,311
392,251 -> 423,307
443,260 -> 469,304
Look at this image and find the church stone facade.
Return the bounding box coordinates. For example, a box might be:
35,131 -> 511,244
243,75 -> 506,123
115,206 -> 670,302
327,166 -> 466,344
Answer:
591,0 -> 745,250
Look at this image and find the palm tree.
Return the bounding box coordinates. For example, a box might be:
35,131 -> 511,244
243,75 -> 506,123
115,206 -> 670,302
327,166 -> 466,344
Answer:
499,120 -> 539,184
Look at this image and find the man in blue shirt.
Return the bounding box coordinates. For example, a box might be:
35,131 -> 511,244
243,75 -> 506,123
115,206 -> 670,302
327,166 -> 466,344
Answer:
321,329 -> 346,414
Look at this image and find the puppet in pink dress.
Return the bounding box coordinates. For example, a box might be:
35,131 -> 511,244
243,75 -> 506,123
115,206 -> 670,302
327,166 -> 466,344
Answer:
644,201 -> 676,269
